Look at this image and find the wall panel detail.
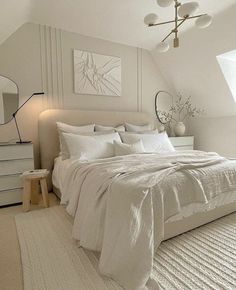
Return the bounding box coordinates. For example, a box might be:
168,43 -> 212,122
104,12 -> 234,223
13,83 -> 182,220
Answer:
39,25 -> 64,109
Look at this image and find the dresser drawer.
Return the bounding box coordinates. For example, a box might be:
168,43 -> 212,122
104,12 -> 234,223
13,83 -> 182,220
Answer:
175,145 -> 194,151
0,144 -> 33,161
0,174 -> 22,191
169,136 -> 194,147
0,159 -> 34,176
0,189 -> 22,206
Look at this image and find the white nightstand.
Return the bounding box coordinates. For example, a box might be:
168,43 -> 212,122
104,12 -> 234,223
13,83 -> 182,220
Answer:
0,143 -> 34,206
169,136 -> 194,151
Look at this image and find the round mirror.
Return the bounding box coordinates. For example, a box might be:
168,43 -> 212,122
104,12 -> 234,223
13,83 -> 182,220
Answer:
155,91 -> 173,124
0,76 -> 19,125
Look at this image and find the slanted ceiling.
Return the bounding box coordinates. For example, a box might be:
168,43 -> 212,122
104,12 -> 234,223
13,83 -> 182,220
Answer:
152,3 -> 236,117
1,0 -> 236,49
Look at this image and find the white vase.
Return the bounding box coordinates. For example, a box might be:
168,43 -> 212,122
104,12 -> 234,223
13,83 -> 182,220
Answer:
158,124 -> 165,133
174,122 -> 186,137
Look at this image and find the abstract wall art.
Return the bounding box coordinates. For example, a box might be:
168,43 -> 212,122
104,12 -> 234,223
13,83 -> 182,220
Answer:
74,49 -> 121,96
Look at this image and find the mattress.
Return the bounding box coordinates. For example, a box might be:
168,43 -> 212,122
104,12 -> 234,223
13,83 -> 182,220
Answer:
52,155 -> 236,224
52,156 -> 72,192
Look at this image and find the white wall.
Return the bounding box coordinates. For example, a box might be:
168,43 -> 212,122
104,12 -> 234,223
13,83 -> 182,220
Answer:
151,4 -> 236,156
189,117 -> 236,157
0,94 -> 4,124
152,3 -> 236,118
0,23 -> 43,165
0,23 -> 170,166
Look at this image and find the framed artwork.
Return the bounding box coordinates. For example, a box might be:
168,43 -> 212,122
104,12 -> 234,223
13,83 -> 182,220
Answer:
74,49 -> 121,96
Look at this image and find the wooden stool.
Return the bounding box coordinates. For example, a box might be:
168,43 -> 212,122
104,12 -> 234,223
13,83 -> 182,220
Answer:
22,171 -> 49,212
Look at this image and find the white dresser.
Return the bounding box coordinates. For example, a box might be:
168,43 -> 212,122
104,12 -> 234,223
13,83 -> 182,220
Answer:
169,136 -> 194,151
0,143 -> 34,206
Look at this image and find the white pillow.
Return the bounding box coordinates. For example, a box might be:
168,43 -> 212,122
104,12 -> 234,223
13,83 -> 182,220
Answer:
114,140 -> 145,156
95,124 -> 125,132
124,129 -> 159,134
63,132 -> 121,161
56,122 -> 95,160
120,132 -> 175,153
125,123 -> 153,132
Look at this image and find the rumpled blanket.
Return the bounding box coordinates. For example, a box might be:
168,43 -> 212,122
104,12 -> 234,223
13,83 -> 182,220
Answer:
61,151 -> 236,290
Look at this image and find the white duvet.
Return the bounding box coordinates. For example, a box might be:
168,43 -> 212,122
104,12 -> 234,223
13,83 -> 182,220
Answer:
60,151 -> 236,290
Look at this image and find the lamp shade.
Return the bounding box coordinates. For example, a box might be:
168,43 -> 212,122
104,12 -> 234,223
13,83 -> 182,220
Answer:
156,0 -> 174,7
178,2 -> 199,18
156,42 -> 170,53
144,13 -> 158,26
195,14 -> 212,28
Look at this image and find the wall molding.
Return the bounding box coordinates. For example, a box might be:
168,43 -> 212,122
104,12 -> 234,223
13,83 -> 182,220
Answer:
39,24 -> 145,113
39,25 -> 64,109
137,47 -> 143,112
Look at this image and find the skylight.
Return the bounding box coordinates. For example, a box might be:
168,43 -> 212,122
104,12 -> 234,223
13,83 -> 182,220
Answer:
217,50 -> 236,102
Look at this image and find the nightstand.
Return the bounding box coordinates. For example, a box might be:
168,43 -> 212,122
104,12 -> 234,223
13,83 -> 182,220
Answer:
0,143 -> 34,206
169,136 -> 194,151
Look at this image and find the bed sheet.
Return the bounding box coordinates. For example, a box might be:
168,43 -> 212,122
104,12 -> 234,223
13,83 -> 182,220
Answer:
52,154 -> 236,224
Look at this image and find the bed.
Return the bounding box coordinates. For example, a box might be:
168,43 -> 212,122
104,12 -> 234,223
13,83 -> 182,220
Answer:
39,109 -> 236,290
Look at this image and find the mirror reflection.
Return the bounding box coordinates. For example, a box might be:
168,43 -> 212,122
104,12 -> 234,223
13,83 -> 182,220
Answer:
155,91 -> 173,124
0,76 -> 19,125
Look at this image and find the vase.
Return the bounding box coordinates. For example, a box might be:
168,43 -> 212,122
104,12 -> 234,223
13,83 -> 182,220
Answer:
174,122 -> 186,137
158,124 -> 165,133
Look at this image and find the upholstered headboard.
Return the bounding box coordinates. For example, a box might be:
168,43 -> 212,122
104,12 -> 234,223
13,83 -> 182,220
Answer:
38,109 -> 155,189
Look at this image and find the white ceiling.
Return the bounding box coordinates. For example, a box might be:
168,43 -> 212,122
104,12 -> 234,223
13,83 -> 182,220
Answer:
1,0 -> 236,49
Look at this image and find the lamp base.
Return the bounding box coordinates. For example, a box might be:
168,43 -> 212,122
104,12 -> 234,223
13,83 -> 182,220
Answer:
16,141 -> 32,144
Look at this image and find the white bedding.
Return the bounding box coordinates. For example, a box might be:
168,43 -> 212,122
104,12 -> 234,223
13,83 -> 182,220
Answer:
53,155 -> 236,223
52,151 -> 236,290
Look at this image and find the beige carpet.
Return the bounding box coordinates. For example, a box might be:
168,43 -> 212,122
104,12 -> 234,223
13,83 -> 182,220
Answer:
15,206 -> 236,290
0,212 -> 23,290
0,193 -> 59,290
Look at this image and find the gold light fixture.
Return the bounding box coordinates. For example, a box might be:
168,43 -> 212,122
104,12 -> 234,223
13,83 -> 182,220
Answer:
144,0 -> 212,52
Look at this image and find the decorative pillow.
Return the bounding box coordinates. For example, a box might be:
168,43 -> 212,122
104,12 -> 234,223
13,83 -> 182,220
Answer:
95,124 -> 125,132
56,122 -> 95,160
114,140 -> 145,156
119,131 -> 175,153
62,132 -> 121,161
125,123 -> 153,132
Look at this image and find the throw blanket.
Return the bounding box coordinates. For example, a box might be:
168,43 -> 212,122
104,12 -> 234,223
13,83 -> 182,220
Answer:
61,151 -> 236,290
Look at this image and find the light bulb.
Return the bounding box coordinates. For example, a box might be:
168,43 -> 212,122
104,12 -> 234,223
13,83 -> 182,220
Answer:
178,2 -> 199,18
156,42 -> 170,53
144,13 -> 158,26
195,14 -> 213,28
156,0 -> 174,7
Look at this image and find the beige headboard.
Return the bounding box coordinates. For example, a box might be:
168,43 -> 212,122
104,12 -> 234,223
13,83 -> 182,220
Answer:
38,109 -> 155,189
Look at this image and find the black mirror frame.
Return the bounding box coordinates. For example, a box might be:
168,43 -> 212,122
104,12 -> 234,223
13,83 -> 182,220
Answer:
0,75 -> 19,125
155,90 -> 174,125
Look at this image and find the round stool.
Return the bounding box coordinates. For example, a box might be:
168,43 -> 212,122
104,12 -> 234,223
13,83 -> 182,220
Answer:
22,171 -> 49,212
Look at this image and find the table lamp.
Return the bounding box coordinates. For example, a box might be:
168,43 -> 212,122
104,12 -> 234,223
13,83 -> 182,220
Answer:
12,92 -> 44,144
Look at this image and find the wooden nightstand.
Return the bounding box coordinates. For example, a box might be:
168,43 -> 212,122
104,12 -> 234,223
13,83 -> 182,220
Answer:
169,136 -> 194,151
0,142 -> 34,206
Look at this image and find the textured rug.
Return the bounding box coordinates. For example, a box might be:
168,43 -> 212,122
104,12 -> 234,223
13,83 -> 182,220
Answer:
15,206 -> 236,290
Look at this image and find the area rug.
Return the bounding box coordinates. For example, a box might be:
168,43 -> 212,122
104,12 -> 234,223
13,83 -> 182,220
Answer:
15,206 -> 236,290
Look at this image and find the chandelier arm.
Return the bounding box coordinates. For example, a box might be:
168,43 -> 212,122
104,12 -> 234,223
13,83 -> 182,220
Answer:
161,18 -> 186,43
149,14 -> 207,27
149,19 -> 176,27
186,13 -> 207,20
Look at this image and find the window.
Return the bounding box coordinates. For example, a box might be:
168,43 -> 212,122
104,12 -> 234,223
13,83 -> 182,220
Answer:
217,50 -> 236,102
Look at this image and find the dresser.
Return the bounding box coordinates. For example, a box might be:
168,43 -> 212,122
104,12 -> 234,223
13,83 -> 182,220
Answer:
169,136 -> 194,151
0,143 -> 34,206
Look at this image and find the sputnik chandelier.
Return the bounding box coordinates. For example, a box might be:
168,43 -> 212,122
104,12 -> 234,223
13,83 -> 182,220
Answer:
144,0 -> 213,52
